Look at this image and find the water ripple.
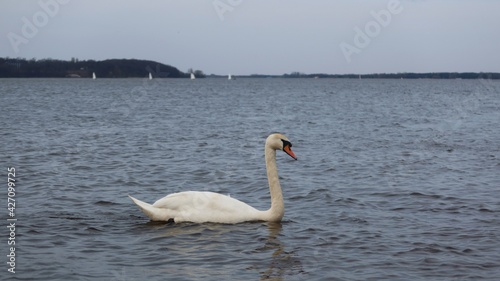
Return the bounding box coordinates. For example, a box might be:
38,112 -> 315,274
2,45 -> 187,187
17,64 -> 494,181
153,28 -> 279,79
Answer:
1,78 -> 500,280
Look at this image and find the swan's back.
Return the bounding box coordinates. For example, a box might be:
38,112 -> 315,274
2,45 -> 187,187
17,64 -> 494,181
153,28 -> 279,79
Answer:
152,191 -> 263,223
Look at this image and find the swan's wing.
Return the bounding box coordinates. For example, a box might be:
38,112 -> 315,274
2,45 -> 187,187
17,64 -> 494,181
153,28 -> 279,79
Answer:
152,191 -> 258,212
152,191 -> 262,223
152,191 -> 197,210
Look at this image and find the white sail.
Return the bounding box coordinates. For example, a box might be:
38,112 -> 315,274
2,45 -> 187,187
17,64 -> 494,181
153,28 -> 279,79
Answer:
228,74 -> 232,80
149,72 -> 153,80
92,72 -> 96,80
191,73 -> 195,80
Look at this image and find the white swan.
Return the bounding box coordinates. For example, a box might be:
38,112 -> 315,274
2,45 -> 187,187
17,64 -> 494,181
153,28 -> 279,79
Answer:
129,133 -> 297,223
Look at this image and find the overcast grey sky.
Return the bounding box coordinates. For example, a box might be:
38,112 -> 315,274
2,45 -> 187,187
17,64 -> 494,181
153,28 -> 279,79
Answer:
1,0 -> 499,75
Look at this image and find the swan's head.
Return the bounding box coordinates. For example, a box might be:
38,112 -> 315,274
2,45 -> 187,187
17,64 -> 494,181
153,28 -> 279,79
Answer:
266,133 -> 297,160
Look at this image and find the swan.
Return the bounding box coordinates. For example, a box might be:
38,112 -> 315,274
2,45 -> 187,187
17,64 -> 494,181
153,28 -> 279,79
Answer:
129,133 -> 297,224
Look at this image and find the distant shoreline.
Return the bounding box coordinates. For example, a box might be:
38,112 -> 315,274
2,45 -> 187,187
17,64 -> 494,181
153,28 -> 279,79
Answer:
1,57 -> 498,79
210,73 -> 500,80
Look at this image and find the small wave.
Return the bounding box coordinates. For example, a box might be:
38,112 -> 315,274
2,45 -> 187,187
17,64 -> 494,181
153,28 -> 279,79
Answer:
85,227 -> 104,233
95,200 -> 120,206
409,191 -> 442,199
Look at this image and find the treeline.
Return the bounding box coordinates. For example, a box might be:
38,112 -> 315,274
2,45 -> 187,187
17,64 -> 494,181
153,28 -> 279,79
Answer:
1,57 -> 498,79
0,58 -> 189,78
283,72 -> 500,79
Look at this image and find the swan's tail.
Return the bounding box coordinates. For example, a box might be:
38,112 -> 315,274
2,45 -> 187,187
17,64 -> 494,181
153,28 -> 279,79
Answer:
128,195 -> 170,221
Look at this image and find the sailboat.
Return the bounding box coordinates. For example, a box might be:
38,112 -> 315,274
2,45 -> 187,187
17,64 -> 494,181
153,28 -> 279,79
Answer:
228,74 -> 232,80
92,72 -> 96,80
190,73 -> 196,80
149,72 -> 153,80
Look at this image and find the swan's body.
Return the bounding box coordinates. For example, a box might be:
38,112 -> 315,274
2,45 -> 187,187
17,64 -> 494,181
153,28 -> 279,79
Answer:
129,133 -> 297,224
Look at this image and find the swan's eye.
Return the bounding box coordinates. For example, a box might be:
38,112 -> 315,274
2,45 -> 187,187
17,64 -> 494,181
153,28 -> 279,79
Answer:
281,139 -> 292,148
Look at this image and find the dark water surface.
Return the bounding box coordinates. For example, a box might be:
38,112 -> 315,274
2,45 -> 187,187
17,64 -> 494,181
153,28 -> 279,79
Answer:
1,78 -> 500,280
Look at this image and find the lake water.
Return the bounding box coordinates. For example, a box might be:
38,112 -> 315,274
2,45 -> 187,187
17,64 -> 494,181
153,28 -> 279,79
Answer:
1,78 -> 499,280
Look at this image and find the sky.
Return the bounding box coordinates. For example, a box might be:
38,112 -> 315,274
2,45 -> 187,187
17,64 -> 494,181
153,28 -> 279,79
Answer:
1,0 -> 499,75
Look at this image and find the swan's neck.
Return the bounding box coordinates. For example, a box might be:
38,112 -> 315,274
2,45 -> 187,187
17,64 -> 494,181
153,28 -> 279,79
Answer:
264,145 -> 284,221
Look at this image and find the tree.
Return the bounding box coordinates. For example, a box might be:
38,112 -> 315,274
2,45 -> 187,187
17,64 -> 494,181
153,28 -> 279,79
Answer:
194,69 -> 205,78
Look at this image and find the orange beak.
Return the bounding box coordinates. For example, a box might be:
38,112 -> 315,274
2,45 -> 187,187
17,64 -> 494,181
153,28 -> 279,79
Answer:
283,145 -> 297,160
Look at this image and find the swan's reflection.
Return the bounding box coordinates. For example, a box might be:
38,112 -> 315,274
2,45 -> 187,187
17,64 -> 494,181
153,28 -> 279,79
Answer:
142,221 -> 304,279
256,222 -> 304,281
